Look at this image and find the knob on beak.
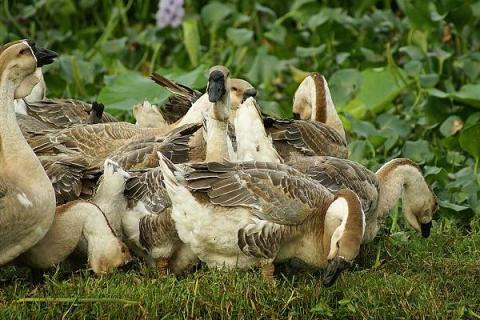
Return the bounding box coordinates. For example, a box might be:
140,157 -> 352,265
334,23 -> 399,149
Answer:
244,88 -> 257,98
26,40 -> 58,67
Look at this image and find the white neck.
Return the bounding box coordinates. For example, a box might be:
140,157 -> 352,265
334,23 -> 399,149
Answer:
204,115 -> 230,162
93,180 -> 128,235
234,101 -> 281,163
176,94 -> 211,127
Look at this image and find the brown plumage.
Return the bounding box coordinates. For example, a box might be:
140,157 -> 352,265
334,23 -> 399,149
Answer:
23,99 -> 117,129
263,117 -> 348,161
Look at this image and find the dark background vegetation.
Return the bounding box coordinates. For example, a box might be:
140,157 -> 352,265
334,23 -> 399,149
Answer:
1,0 -> 480,318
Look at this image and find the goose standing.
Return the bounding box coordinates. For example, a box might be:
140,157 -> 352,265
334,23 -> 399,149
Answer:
158,156 -> 365,285
0,40 -> 57,265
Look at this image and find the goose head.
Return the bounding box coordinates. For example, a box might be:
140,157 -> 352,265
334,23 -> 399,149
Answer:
230,78 -> 257,109
376,158 -> 439,238
89,237 -> 131,274
0,40 -> 56,99
324,189 -> 365,286
402,175 -> 438,238
133,100 -> 168,128
207,65 -> 231,121
94,159 -> 131,203
292,73 -> 327,121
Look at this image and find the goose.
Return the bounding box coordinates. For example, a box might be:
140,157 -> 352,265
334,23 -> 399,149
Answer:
133,100 -> 168,128
18,160 -> 132,273
37,123 -> 200,204
292,72 -> 345,139
158,156 -> 365,285
233,98 -> 438,242
149,72 -> 257,125
0,40 -> 57,265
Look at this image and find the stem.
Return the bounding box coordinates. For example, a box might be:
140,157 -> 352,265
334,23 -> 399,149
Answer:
16,297 -> 140,305
475,157 -> 478,175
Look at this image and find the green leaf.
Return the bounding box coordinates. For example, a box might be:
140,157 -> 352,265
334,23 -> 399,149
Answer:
307,11 -> 330,30
459,123 -> 480,163
98,71 -> 169,110
264,24 -> 287,45
182,18 -> 201,67
439,115 -> 463,137
246,47 -> 280,84
329,69 -> 362,108
295,45 -> 325,58
226,28 -> 254,47
402,140 -> 434,163
155,65 -> 208,89
451,84 -> 480,108
201,2 -> 233,28
341,67 -> 410,118
419,73 -> 440,88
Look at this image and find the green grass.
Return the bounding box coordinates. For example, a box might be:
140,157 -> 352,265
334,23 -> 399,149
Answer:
1,224 -> 480,319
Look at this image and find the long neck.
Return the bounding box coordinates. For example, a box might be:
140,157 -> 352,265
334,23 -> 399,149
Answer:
93,180 -> 127,235
234,105 -> 281,163
0,77 -> 42,167
375,160 -> 423,220
204,116 -> 230,162
311,76 -> 345,139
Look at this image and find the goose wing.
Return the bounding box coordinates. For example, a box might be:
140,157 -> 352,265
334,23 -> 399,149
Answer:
264,117 -> 348,159
40,154 -> 101,204
25,99 -> 117,128
151,73 -> 202,123
185,161 -> 333,225
297,156 -> 379,215
124,167 -> 171,214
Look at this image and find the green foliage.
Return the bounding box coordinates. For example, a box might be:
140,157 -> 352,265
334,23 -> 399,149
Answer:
1,0 -> 479,223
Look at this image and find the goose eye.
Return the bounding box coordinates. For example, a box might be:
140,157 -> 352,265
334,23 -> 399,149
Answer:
232,87 -> 238,92
19,48 -> 29,55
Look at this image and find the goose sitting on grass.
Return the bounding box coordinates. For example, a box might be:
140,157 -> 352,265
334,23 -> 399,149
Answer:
0,40 -> 57,265
18,160 -> 131,273
158,155 -> 365,286
233,97 -> 438,242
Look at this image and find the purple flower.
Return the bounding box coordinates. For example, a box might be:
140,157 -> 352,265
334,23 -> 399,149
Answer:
156,0 -> 185,29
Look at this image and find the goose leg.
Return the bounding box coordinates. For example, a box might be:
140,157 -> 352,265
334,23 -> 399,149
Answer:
155,257 -> 169,276
260,259 -> 275,281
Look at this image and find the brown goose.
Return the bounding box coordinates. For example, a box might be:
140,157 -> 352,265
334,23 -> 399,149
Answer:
158,156 -> 365,285
292,72 -> 345,139
233,98 -> 438,242
0,40 -> 57,265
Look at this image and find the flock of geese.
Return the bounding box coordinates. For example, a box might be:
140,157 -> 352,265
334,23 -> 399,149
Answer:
0,40 -> 439,286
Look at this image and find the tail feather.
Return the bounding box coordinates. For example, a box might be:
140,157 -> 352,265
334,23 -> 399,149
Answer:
157,152 -> 184,195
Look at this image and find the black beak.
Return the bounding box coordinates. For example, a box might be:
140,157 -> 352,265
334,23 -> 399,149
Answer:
26,40 -> 58,67
242,88 -> 257,102
292,112 -> 301,120
420,221 -> 432,238
207,70 -> 226,103
323,257 -> 352,287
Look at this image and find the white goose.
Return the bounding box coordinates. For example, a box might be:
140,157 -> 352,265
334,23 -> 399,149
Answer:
158,155 -> 365,285
0,40 -> 57,265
